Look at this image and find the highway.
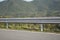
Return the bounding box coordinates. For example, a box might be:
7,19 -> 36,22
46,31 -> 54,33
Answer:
0,29 -> 60,40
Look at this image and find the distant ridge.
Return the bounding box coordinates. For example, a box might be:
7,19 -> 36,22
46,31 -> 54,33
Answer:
0,0 -> 60,18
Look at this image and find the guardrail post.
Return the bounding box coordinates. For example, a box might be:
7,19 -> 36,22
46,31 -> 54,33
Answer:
40,24 -> 44,32
6,22 -> 8,29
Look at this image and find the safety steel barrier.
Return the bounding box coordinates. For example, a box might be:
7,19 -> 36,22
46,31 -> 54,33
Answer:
0,17 -> 60,31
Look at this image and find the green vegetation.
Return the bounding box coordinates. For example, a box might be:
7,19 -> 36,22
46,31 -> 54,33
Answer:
0,23 -> 60,33
0,0 -> 60,32
0,23 -> 40,31
0,0 -> 60,17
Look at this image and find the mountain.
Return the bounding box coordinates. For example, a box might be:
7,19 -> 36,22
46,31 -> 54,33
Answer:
0,0 -> 60,18
47,0 -> 60,16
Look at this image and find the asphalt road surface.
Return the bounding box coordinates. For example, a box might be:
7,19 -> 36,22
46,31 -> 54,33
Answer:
0,29 -> 60,40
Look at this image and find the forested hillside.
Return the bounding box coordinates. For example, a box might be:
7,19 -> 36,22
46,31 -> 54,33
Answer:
0,0 -> 60,17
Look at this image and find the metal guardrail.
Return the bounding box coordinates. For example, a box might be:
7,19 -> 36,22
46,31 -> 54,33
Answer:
0,17 -> 60,31
0,17 -> 60,23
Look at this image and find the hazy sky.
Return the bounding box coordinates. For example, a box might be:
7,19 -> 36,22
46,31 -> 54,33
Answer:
0,0 -> 5,2
0,0 -> 34,2
23,0 -> 33,2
